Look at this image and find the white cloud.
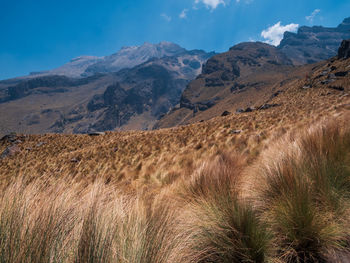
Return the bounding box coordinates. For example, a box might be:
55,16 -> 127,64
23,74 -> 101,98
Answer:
306,9 -> 320,23
236,0 -> 254,3
195,0 -> 225,10
179,9 -> 188,19
261,21 -> 299,46
161,13 -> 172,22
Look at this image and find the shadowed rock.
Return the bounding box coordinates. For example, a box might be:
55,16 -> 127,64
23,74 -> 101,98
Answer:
338,39 -> 350,59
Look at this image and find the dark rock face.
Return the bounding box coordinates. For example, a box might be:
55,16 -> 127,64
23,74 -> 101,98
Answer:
1,145 -> 21,159
338,40 -> 350,59
67,60 -> 203,132
1,74 -> 103,102
278,18 -> 350,65
258,103 -> 280,110
221,111 -> 230,116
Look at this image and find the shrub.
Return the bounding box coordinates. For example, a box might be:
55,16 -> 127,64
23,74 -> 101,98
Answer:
255,118 -> 350,262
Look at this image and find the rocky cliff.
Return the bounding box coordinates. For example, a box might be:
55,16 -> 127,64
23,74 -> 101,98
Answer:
278,17 -> 350,65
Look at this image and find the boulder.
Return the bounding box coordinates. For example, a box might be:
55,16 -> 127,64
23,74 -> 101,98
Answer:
335,71 -> 348,77
338,39 -> 350,59
244,107 -> 255,113
328,86 -> 344,91
259,103 -> 280,110
0,133 -> 17,143
230,129 -> 242,134
1,145 -> 21,159
88,132 -> 106,136
36,142 -> 46,147
221,111 -> 231,117
321,79 -> 335,85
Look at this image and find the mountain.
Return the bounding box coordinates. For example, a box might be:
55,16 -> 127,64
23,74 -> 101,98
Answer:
83,42 -> 186,76
155,42 -> 296,128
278,17 -> 350,65
30,42 -> 187,78
0,46 -> 214,135
29,56 -> 103,78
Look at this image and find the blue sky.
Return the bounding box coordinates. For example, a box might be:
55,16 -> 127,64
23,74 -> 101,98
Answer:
0,0 -> 349,80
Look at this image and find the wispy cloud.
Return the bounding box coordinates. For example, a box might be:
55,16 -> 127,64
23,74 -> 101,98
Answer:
195,0 -> 225,10
160,13 -> 172,22
236,0 -> 253,3
261,21 -> 299,46
179,9 -> 188,19
306,9 -> 321,23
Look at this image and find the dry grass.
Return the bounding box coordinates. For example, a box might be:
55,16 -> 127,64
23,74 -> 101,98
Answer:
173,152 -> 271,263
0,112 -> 349,262
249,116 -> 350,262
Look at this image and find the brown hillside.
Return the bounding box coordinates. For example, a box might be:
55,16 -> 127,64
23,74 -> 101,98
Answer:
0,55 -> 349,191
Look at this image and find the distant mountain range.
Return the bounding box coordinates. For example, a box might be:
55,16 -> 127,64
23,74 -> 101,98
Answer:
0,17 -> 349,135
0,43 -> 214,134
29,42 -> 188,78
278,17 -> 350,65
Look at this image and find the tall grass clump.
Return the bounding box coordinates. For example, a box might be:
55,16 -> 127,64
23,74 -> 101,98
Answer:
0,179 -> 78,263
75,183 -> 117,263
112,195 -> 180,263
177,152 -> 271,263
255,118 -> 350,262
75,181 -> 182,263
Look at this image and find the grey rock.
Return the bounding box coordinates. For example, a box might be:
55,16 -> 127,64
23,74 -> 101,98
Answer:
321,79 -> 336,85
328,73 -> 336,79
1,145 -> 20,159
0,133 -> 18,143
221,111 -> 231,116
230,129 -> 242,134
88,132 -> 106,136
244,107 -> 255,113
338,39 -> 350,59
36,142 -> 46,147
335,71 -> 348,77
328,86 -> 344,91
259,103 -> 280,110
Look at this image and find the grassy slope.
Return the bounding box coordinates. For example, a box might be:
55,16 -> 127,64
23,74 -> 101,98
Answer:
1,58 -> 349,191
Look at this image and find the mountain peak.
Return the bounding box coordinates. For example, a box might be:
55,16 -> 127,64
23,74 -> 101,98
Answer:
83,42 -> 186,75
278,17 -> 350,65
337,17 -> 350,31
70,56 -> 102,63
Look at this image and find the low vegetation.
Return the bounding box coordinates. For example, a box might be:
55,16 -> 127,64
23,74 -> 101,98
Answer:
0,112 -> 349,262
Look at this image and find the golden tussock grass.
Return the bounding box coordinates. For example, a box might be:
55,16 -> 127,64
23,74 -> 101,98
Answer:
0,112 -> 349,262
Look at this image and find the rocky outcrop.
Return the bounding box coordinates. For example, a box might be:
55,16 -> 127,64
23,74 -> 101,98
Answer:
178,42 -> 291,114
278,17 -> 350,65
0,145 -> 21,159
338,39 -> 350,59
1,74 -> 103,102
155,42 -> 295,129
